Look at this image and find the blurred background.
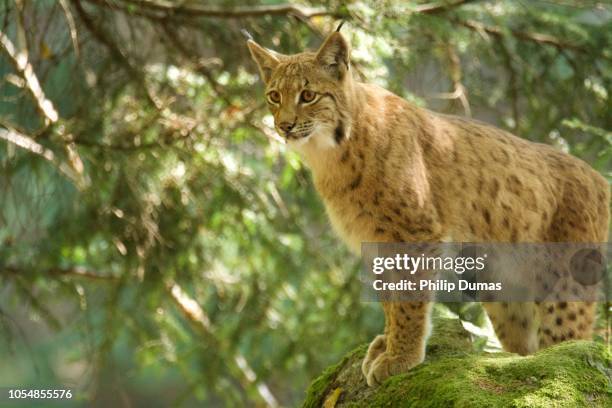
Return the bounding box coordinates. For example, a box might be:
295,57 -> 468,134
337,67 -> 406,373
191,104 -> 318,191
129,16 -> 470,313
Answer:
0,0 -> 610,406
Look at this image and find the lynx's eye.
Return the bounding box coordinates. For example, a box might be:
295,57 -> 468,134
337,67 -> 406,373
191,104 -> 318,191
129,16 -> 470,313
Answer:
267,91 -> 281,104
300,90 -> 316,103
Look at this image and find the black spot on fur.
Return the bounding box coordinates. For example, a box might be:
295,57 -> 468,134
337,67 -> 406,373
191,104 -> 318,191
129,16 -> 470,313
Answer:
490,179 -> 500,198
483,209 -> 491,225
339,149 -> 349,163
511,229 -> 518,241
349,173 -> 362,190
334,122 -> 345,144
373,191 -> 382,205
410,302 -> 422,309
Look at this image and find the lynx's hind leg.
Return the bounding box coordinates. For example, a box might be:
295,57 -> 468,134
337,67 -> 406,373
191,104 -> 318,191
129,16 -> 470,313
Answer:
538,301 -> 596,347
539,166 -> 608,346
484,302 -> 540,355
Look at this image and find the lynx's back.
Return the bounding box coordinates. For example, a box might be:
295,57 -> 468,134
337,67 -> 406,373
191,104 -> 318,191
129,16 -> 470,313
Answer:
293,81 -> 607,249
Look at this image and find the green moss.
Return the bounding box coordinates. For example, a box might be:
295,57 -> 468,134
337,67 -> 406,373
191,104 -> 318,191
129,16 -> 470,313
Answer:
302,318 -> 611,407
302,344 -> 369,408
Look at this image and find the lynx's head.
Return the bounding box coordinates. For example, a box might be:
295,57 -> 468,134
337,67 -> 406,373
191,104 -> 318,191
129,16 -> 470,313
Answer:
247,28 -> 354,149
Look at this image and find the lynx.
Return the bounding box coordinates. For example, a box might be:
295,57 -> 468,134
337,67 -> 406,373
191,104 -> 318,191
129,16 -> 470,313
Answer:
247,29 -> 610,386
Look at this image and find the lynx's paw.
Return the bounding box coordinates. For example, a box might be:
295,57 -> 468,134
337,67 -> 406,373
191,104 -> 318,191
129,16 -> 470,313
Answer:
361,334 -> 387,377
365,351 -> 424,387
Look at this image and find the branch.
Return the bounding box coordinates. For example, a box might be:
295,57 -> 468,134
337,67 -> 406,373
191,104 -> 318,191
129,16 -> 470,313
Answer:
497,39 -> 520,131
5,265 -> 121,282
50,266 -> 120,281
0,28 -> 59,125
451,18 -> 586,53
72,0 -> 158,107
0,125 -> 85,185
59,0 -> 80,57
72,0 -> 199,142
73,125 -> 195,151
159,22 -> 231,105
0,126 -> 55,162
0,18 -> 86,181
416,0 -> 483,14
167,282 -> 279,407
113,0 -> 334,19
433,44 -> 471,116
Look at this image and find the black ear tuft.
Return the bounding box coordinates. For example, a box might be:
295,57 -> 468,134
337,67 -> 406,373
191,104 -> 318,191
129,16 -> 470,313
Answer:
241,29 -> 253,41
335,21 -> 345,32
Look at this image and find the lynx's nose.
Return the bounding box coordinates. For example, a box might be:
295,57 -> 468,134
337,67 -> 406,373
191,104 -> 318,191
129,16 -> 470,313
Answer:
278,122 -> 295,133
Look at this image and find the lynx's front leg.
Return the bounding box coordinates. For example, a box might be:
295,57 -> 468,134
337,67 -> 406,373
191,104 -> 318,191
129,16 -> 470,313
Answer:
365,301 -> 433,386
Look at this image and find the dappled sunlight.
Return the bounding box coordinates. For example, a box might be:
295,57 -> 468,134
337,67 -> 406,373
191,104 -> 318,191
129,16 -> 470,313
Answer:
0,1 -> 609,406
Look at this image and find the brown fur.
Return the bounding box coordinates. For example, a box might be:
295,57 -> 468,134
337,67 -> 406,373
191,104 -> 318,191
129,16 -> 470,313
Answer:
248,31 -> 610,386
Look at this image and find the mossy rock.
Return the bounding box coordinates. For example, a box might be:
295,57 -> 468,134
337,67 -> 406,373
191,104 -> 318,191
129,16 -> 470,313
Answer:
303,318 -> 611,407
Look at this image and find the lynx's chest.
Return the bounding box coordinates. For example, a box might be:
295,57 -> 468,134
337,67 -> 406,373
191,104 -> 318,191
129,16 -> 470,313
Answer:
319,180 -> 395,254
325,202 -> 367,254
294,136 -> 379,253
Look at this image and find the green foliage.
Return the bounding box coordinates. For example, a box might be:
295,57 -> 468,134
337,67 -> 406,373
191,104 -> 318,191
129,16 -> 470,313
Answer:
0,1 -> 610,406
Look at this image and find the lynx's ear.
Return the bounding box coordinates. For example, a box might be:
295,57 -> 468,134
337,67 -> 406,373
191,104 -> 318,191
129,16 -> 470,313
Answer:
315,32 -> 349,80
247,40 -> 280,84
